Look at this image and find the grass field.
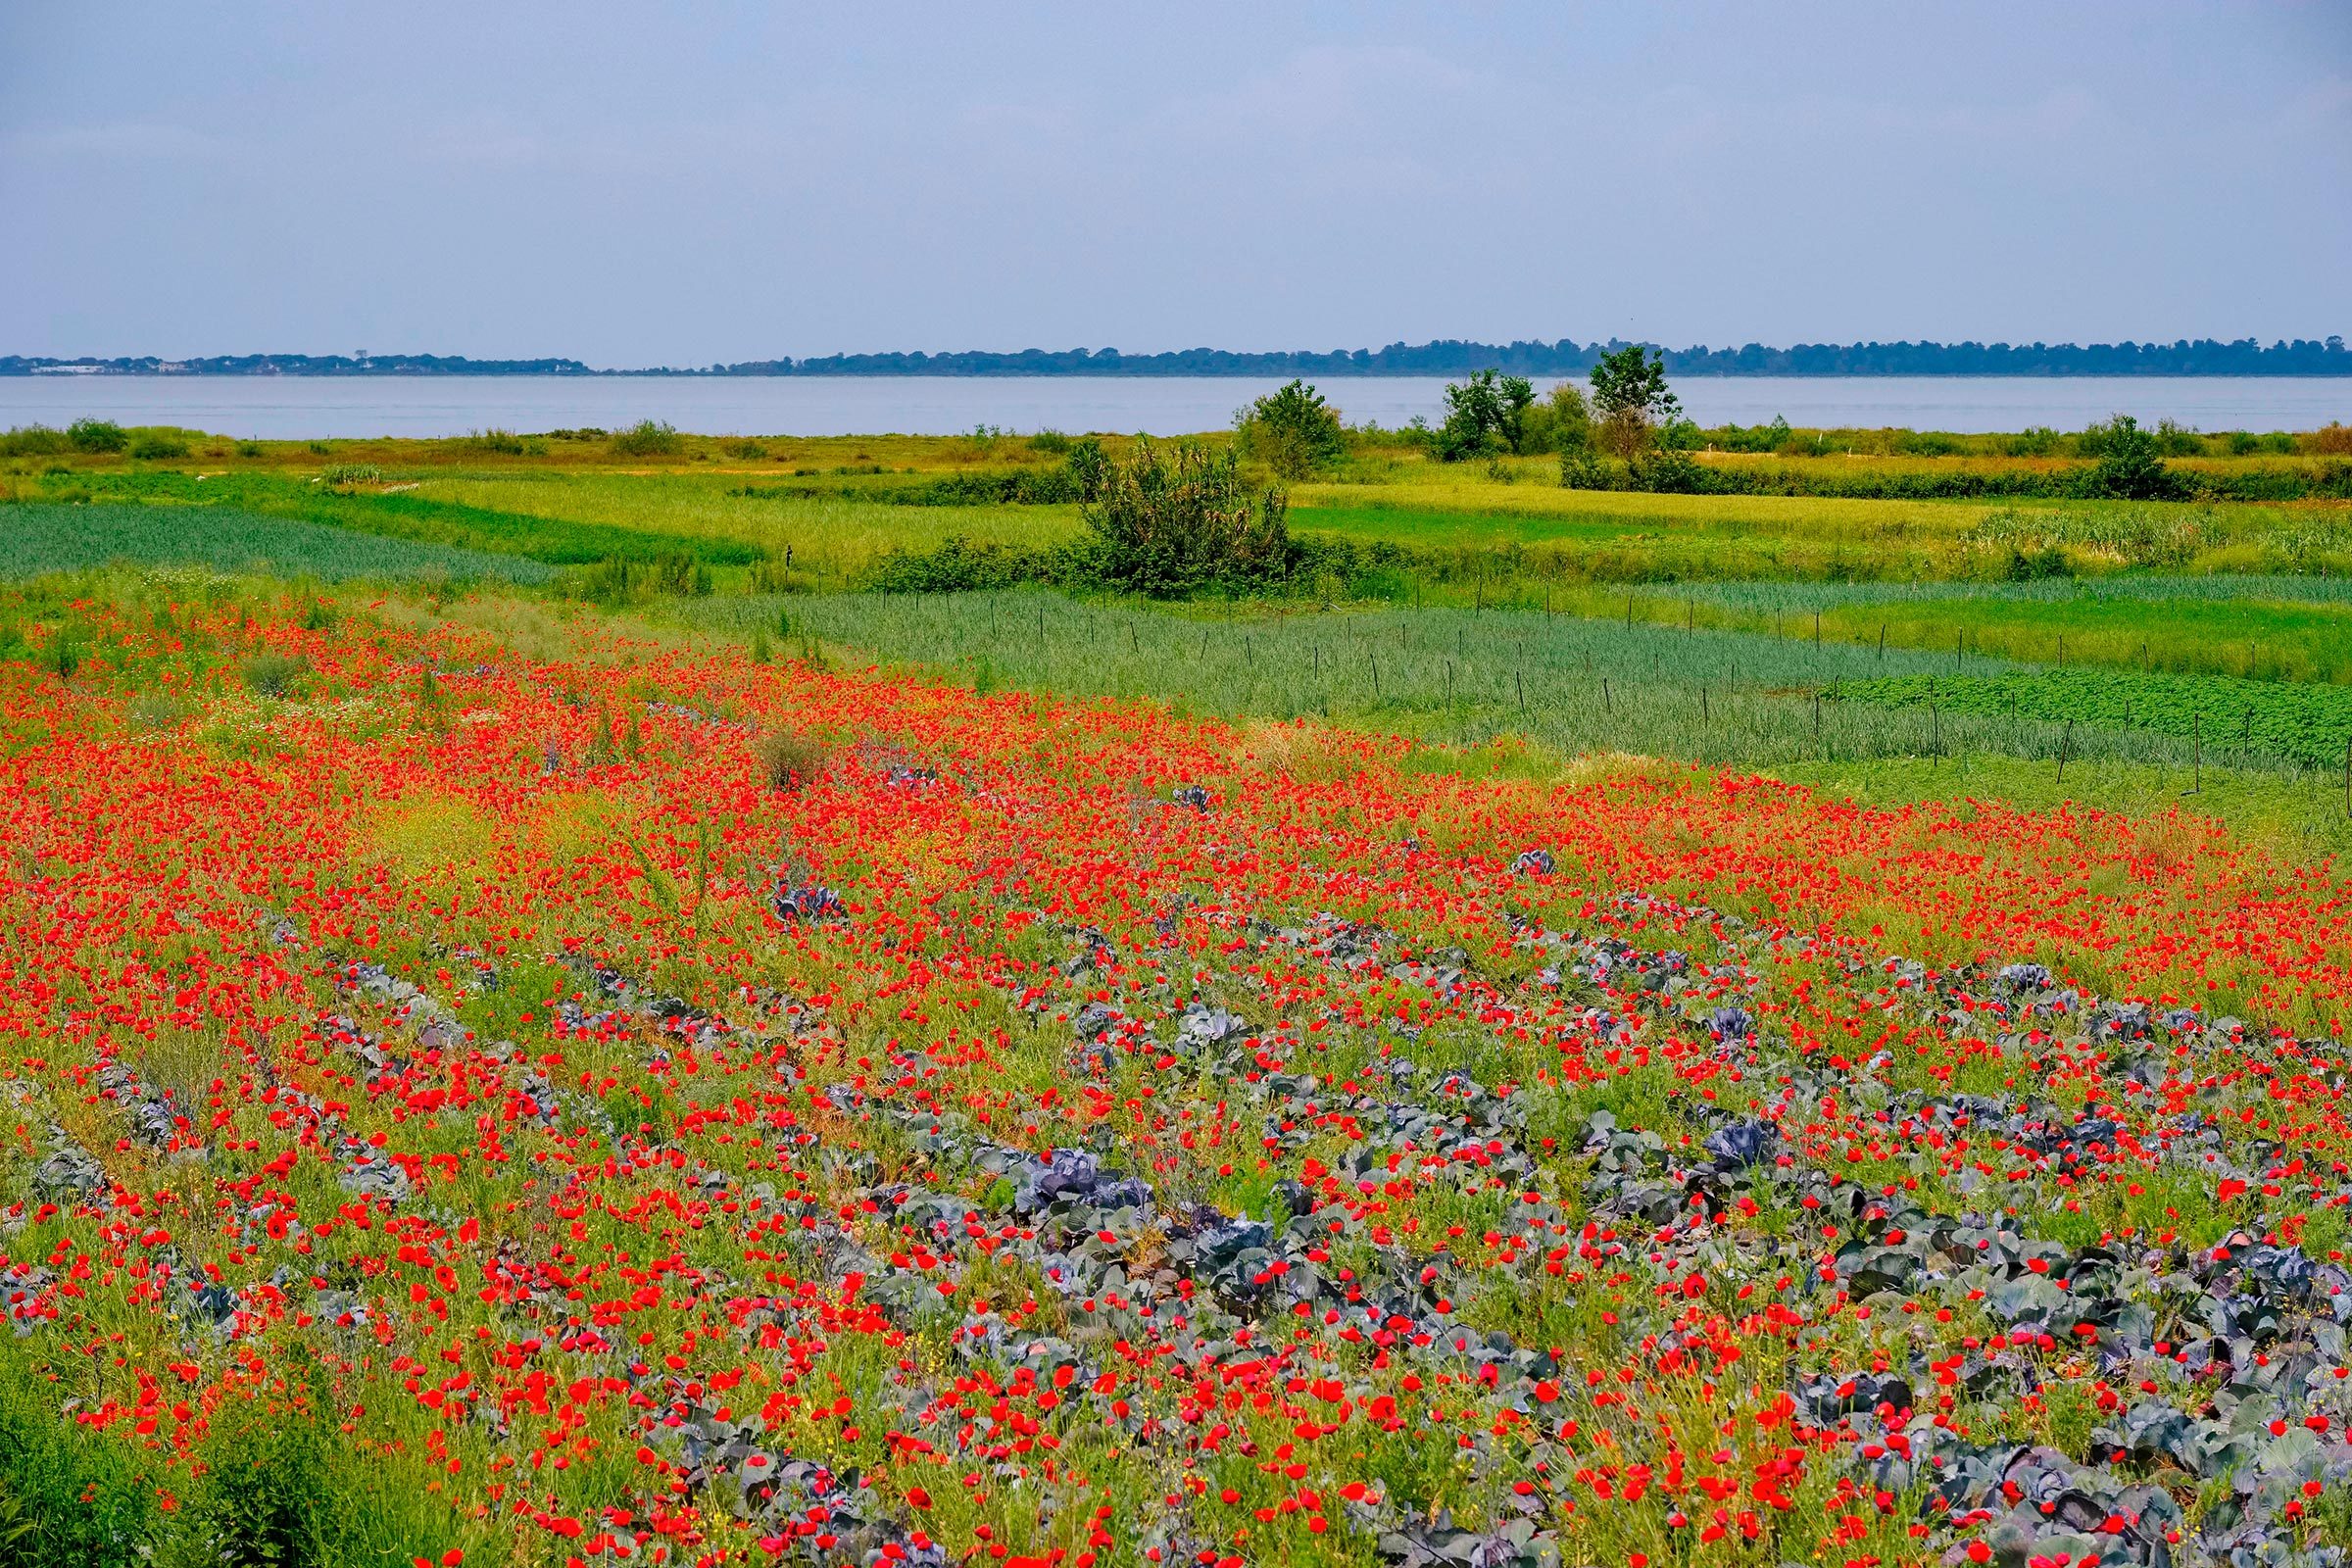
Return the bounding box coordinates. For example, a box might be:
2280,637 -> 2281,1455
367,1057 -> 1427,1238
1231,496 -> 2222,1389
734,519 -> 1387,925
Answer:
1517,576 -> 2352,685
9,418 -> 2352,855
0,500 -> 555,582
410,470 -> 1073,580
12,426 -> 2352,590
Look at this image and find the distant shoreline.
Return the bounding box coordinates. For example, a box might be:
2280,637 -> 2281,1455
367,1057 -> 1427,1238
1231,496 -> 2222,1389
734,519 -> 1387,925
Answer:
13,370 -> 2352,379
7,337 -> 2348,379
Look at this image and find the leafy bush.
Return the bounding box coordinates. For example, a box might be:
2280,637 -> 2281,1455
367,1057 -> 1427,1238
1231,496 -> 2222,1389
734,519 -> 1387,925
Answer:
1511,382 -> 1593,454
127,430 -> 190,460
1081,440 -> 1291,596
867,442 -> 1108,507
1630,447 -> 1709,493
2003,545 -> 2075,580
1028,429 -> 1074,455
866,536 -> 1064,592
0,424 -> 70,458
1433,370 -> 1536,461
1714,416 -> 1793,454
1558,452 -> 1631,490
1654,416 -> 1703,451
2084,414 -> 2181,501
67,417 -> 128,453
318,463 -> 382,487
1235,379 -> 1346,478
452,427 -> 544,457
2310,422 -> 2352,456
610,419 -> 683,458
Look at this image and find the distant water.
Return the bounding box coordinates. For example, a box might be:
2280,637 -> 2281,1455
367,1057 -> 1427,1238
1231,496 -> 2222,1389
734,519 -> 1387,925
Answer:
2,373 -> 2345,439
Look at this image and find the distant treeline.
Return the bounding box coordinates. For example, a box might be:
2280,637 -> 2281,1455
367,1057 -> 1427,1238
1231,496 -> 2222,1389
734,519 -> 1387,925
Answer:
0,353 -> 598,376
6,336 -> 2349,377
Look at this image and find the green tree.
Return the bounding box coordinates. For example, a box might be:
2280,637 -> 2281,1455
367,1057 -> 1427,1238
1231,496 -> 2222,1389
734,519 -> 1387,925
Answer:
1235,379 -> 1346,478
1590,345 -> 1681,460
67,417 -> 128,453
1521,382 -> 1593,454
1082,440 -> 1291,596
1434,370 -> 1537,461
2085,414 -> 2180,500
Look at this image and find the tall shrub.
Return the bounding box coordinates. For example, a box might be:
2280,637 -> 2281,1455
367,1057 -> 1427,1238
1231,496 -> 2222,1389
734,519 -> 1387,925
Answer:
1433,370 -> 1537,461
1235,379 -> 1346,477
2084,414 -> 2181,501
610,419 -> 683,458
67,418 -> 128,453
1082,441 -> 1290,596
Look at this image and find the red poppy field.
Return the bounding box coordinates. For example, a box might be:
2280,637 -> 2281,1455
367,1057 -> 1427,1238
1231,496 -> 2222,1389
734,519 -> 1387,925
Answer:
5,589 -> 2352,1568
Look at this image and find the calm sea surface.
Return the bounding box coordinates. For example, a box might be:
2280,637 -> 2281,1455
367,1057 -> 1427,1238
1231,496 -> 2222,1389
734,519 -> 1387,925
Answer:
3,374 -> 2345,440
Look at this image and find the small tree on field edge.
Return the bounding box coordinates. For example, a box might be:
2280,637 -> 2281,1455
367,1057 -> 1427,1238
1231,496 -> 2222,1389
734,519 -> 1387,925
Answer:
1590,345 -> 1681,460
1236,379 -> 1346,478
1434,370 -> 1537,461
2084,414 -> 2181,501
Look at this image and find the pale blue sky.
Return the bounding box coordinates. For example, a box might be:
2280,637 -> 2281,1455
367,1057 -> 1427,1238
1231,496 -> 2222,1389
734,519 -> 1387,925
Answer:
3,2 -> 2345,365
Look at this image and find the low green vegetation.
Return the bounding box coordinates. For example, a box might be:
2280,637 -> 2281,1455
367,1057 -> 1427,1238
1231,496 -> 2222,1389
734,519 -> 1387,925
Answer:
1494,576 -> 2352,685
1234,378 -> 1347,476
19,468 -> 760,567
1834,667 -> 2352,769
6,382 -> 2350,853
689,589 -> 2352,853
0,501 -> 554,582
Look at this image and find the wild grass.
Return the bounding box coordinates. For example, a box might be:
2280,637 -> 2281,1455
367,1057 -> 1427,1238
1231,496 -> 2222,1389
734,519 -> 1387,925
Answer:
0,1335 -> 157,1568
755,726 -> 832,790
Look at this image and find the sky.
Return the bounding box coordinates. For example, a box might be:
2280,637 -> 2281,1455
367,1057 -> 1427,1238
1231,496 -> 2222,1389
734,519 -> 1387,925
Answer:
2,2 -> 2347,367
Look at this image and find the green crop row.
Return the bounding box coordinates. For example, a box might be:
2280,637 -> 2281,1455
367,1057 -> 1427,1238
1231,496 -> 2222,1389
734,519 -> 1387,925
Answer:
19,470 -> 762,566
1833,668 -> 2352,769
0,502 -> 554,583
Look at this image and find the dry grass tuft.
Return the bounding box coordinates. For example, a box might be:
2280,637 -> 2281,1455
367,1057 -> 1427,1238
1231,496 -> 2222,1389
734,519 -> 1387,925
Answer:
1234,721 -> 1364,783
756,728 -> 832,791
